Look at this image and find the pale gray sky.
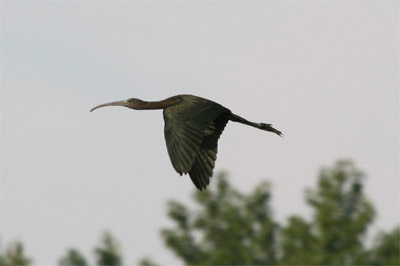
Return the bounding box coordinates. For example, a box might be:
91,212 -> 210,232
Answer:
1,1 -> 399,265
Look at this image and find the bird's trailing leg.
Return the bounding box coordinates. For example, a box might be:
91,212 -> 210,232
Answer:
229,113 -> 283,136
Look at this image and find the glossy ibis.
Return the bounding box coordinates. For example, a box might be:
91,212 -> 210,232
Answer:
91,94 -> 282,190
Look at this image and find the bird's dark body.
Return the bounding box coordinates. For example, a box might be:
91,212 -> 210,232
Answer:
91,94 -> 282,190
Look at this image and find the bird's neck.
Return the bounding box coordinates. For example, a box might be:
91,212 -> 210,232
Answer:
137,96 -> 181,110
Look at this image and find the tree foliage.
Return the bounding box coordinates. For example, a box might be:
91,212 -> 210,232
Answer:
162,172 -> 278,265
94,232 -> 122,266
2,160 -> 399,265
0,241 -> 31,266
138,257 -> 160,266
59,249 -> 87,266
368,227 -> 400,265
161,160 -> 399,265
281,160 -> 375,265
56,232 -> 122,266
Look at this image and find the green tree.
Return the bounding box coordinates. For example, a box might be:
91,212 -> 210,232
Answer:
59,249 -> 87,266
161,160 -> 399,265
3,160 -> 399,266
0,241 -> 31,266
58,231 -> 121,266
368,226 -> 400,265
161,172 -> 278,265
281,160 -> 375,265
138,257 -> 160,266
280,216 -> 319,265
94,232 -> 122,266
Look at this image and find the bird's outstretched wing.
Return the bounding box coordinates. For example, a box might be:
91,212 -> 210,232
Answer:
163,101 -> 230,190
187,114 -> 229,189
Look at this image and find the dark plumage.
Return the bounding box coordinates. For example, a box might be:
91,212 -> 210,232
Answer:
91,94 -> 282,190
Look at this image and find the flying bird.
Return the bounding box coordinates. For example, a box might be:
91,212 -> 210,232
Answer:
91,94 -> 282,190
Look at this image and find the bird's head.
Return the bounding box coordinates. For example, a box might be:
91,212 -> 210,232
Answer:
90,98 -> 145,112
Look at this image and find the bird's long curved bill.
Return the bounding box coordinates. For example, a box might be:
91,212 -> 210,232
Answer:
90,100 -> 127,112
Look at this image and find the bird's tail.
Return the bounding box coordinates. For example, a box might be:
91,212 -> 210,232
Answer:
229,113 -> 283,137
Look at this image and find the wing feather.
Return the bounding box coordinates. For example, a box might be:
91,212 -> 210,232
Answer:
165,129 -> 185,174
187,116 -> 229,190
164,119 -> 203,173
189,161 -> 203,189
163,96 -> 231,189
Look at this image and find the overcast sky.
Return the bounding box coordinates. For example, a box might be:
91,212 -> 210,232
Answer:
1,1 -> 399,265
